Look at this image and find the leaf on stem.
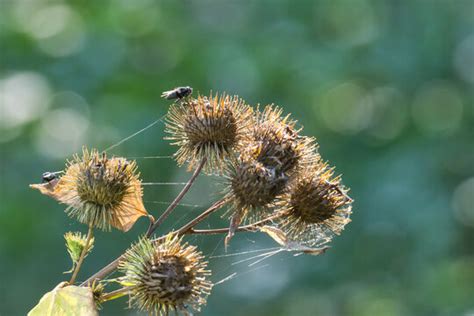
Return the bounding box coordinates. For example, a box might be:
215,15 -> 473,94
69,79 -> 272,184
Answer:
259,225 -> 330,256
28,283 -> 98,316
64,232 -> 95,274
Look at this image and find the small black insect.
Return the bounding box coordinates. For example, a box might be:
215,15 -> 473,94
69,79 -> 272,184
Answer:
42,172 -> 57,183
161,86 -> 193,100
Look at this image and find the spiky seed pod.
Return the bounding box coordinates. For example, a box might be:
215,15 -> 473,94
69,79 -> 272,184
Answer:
119,235 -> 212,315
165,93 -> 254,174
225,156 -> 287,222
243,105 -> 318,175
274,162 -> 353,247
31,148 -> 148,231
222,153 -> 289,245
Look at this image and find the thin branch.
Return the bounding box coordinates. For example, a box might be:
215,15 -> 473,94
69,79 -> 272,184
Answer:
80,203 -> 280,286
69,224 -> 94,284
81,159 -> 207,286
174,198 -> 228,235
186,213 -> 281,235
81,256 -> 122,287
146,158 -> 206,237
80,198 -> 226,286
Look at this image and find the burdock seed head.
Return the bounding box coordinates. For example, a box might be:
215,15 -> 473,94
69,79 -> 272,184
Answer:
222,152 -> 288,247
32,148 -> 148,231
244,105 -> 317,175
119,234 -> 212,315
275,162 -> 353,247
165,92 -> 253,174
225,154 -> 287,223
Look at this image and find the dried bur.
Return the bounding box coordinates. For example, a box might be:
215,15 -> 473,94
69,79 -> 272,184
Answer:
28,87 -> 354,315
165,93 -> 254,174
271,161 -> 353,248
31,148 -> 148,231
223,105 -> 318,245
118,234 -> 212,315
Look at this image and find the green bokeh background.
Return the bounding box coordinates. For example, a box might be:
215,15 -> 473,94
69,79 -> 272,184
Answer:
1,1 -> 473,315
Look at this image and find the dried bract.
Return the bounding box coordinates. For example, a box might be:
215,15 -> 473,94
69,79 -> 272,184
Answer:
165,93 -> 253,174
119,234 -> 212,315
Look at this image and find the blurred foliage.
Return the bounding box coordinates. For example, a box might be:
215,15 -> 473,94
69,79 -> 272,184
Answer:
1,0 -> 473,315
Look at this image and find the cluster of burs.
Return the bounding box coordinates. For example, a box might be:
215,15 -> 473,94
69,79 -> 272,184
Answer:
32,87 -> 353,315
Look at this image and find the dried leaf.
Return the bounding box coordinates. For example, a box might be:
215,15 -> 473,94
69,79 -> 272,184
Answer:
286,242 -> 330,256
259,225 -> 330,256
259,225 -> 288,247
29,180 -> 60,199
225,211 -> 243,249
111,181 -> 148,232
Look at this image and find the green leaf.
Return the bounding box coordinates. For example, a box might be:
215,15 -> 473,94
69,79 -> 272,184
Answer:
63,231 -> 94,274
28,282 -> 98,316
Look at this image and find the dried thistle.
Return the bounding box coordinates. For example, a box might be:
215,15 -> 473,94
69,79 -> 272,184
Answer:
274,162 -> 353,247
64,231 -> 95,273
165,93 -> 254,174
119,234 -> 212,315
224,155 -> 287,222
223,106 -> 317,244
244,105 -> 318,174
31,148 -> 148,231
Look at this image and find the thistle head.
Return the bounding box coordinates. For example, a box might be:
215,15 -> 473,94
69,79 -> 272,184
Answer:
165,93 -> 254,174
275,162 -> 353,247
245,105 -> 317,174
119,234 -> 212,315
32,148 -> 148,231
224,154 -> 287,224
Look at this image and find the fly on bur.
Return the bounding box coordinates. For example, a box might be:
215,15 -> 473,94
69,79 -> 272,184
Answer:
161,86 -> 193,100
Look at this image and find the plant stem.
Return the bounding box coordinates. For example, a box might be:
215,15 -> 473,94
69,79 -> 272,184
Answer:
69,224 -> 94,285
81,256 -> 122,287
81,199 -> 226,286
186,213 -> 281,235
101,287 -> 130,302
146,158 -> 206,237
174,198 -> 228,234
